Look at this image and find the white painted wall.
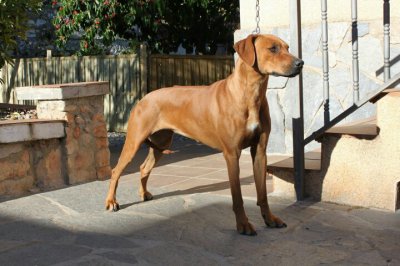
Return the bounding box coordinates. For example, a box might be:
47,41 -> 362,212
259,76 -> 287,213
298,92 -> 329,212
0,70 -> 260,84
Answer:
240,0 -> 400,30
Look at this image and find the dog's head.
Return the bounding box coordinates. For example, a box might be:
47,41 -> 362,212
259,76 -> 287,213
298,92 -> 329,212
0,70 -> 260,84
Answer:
234,34 -> 303,77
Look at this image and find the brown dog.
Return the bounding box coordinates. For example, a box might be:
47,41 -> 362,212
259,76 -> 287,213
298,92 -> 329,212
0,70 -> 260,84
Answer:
105,34 -> 303,235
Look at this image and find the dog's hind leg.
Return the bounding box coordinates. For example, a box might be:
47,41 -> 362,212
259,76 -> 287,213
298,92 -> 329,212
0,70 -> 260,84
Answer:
105,106 -> 156,211
139,148 -> 162,201
139,130 -> 173,201
105,139 -> 142,211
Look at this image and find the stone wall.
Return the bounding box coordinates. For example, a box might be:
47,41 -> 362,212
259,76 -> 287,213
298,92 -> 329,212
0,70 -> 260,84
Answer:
0,82 -> 111,198
36,95 -> 111,184
0,139 -> 65,196
235,18 -> 400,154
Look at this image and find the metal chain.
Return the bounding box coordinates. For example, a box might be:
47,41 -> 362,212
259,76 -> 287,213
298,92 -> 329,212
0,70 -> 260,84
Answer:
253,0 -> 261,34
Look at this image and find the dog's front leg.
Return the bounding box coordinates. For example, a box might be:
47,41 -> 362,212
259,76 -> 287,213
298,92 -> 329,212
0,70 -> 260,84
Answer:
250,132 -> 287,228
224,151 -> 257,236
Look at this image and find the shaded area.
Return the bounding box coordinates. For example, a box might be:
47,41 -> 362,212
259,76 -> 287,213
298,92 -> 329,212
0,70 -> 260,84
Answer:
0,183 -> 399,265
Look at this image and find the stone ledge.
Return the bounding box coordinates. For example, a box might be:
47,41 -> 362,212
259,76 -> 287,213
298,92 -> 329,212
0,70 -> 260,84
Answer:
15,81 -> 109,100
0,119 -> 65,143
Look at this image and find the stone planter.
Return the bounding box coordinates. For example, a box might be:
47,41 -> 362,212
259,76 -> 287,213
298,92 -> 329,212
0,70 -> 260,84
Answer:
0,82 -> 112,197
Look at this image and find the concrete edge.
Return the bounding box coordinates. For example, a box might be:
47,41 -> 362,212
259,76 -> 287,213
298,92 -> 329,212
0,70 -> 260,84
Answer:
15,82 -> 109,100
0,120 -> 65,143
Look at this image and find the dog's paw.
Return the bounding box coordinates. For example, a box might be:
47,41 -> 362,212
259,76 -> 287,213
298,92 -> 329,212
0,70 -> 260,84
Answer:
237,221 -> 257,236
140,191 -> 153,201
105,199 -> 120,212
263,214 -> 287,228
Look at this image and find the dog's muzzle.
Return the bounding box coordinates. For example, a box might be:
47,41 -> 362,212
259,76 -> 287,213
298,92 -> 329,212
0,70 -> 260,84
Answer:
272,59 -> 304,78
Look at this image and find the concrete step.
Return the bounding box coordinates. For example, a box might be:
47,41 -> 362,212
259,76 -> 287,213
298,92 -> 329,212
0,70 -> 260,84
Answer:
267,116 -> 378,172
267,149 -> 321,171
325,116 -> 378,136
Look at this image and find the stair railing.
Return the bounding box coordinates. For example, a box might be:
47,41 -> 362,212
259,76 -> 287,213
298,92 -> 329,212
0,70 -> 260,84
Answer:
290,0 -> 400,200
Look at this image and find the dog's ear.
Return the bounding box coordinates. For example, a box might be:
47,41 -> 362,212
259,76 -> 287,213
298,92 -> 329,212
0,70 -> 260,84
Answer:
233,34 -> 258,67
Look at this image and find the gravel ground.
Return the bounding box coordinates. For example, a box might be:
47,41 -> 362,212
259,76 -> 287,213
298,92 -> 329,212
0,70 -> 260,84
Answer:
107,132 -> 127,147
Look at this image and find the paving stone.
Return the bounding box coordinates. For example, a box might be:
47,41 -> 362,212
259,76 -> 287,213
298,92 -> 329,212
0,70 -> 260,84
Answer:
99,251 -> 139,265
0,243 -> 91,266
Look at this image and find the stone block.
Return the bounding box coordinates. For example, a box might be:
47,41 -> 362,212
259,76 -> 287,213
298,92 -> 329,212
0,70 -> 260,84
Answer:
337,35 -> 383,76
95,137 -> 109,149
96,165 -> 111,180
93,124 -> 108,138
267,77 -> 288,89
65,113 -> 75,125
266,90 -> 286,153
92,113 -> 105,123
95,148 -> 110,168
0,148 -> 33,194
68,168 -> 97,185
73,126 -> 81,139
327,22 -> 349,52
0,143 -> 24,160
65,136 -> 79,155
74,115 -> 86,126
80,133 -> 93,148
68,149 -> 95,171
35,147 -> 65,189
0,176 -> 34,196
302,25 -> 321,54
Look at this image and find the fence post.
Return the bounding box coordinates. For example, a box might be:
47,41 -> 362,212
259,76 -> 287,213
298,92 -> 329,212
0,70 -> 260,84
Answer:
46,50 -> 52,60
290,0 -> 305,201
0,65 -> 5,102
46,50 -> 53,84
139,44 -> 148,99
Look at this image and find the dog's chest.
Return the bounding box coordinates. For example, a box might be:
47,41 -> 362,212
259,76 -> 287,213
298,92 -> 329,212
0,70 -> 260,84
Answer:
245,98 -> 262,134
246,119 -> 260,133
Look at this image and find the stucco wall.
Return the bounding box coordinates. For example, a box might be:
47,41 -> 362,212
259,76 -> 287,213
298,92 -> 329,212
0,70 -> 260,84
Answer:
240,0 -> 400,29
236,1 -> 400,154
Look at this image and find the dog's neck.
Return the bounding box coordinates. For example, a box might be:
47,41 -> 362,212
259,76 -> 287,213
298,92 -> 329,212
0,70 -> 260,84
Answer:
228,58 -> 269,132
229,58 -> 269,103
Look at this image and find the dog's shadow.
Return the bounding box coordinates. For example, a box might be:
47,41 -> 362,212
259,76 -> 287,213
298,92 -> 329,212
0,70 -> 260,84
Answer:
119,175 -> 255,210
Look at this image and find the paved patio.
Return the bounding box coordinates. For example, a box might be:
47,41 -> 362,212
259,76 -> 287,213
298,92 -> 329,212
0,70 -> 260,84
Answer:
0,137 -> 399,265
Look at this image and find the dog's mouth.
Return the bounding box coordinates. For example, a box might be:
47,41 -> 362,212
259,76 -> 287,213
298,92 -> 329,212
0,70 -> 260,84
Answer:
271,68 -> 302,78
271,58 -> 304,78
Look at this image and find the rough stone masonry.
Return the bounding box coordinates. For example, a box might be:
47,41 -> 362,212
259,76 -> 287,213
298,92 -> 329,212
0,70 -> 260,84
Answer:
0,82 -> 112,197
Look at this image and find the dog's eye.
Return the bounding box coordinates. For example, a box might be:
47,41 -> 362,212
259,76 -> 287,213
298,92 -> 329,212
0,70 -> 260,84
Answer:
269,46 -> 279,53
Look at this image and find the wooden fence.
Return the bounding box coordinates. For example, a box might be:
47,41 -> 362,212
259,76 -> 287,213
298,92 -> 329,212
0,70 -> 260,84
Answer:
149,54 -> 234,90
0,48 -> 234,131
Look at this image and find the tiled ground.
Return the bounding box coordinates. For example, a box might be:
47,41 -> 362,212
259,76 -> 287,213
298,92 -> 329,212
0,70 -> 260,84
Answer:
109,136 -> 273,200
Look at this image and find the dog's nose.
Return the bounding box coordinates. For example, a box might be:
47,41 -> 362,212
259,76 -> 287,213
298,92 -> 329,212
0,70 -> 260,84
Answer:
294,59 -> 304,68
